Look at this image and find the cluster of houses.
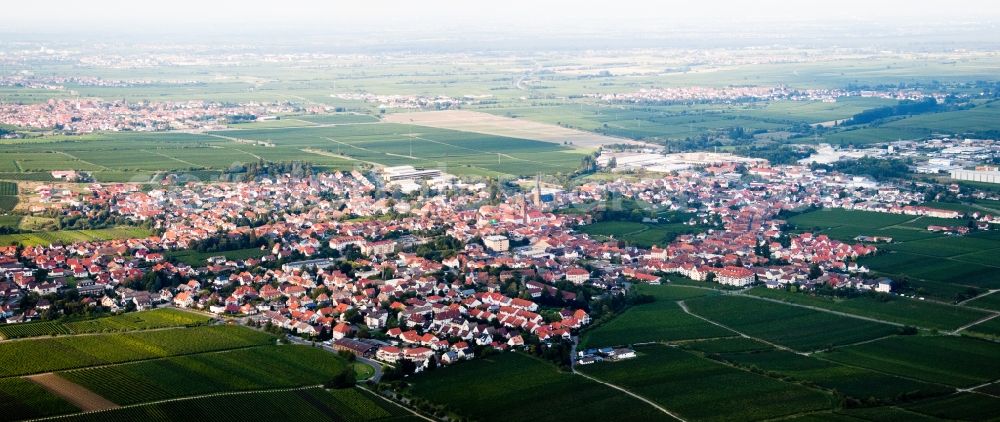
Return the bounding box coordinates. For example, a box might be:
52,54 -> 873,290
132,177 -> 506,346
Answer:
2,156 -> 997,365
0,98 -> 318,133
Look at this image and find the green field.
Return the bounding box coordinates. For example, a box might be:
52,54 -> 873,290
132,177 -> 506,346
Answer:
746,287 -> 989,331
903,392 -> 1000,421
0,377 -> 80,421
578,220 -> 702,248
0,181 -> 17,211
165,247 -> 268,266
0,122 -> 590,179
713,349 -> 951,401
407,352 -> 671,421
786,208 -> 914,231
0,214 -> 22,228
580,285 -> 731,348
48,387 -> 418,422
0,325 -> 273,377
0,227 -> 152,247
679,337 -> 774,354
0,309 -> 212,339
967,292 -> 1000,311
820,335 -> 1000,388
683,295 -> 899,352
60,345 -> 347,404
580,344 -> 833,421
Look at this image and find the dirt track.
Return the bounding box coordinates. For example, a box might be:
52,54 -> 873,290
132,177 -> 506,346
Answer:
27,373 -> 119,411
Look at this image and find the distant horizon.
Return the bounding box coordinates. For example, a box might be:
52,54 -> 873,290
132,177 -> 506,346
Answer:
6,0 -> 1000,44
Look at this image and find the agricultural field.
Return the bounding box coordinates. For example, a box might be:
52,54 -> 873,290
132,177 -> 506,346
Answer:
579,285 -> 731,348
47,387 -> 419,422
578,220 -> 703,248
406,352 -> 670,422
0,214 -> 22,228
786,208 -> 914,232
289,113 -> 381,124
746,287 -> 990,331
819,335 -> 1000,388
0,309 -> 211,339
165,247 -> 268,266
579,344 -> 834,421
903,392 -> 1000,421
966,315 -> 1000,339
0,377 -> 80,421
59,345 -> 347,404
212,123 -> 591,177
0,320 -> 72,339
679,337 -> 773,354
966,291 -> 1000,311
0,227 -> 152,247
0,180 -> 17,211
712,349 -> 951,401
382,110 -> 633,148
0,325 -> 274,377
0,120 -> 593,180
682,295 -> 899,352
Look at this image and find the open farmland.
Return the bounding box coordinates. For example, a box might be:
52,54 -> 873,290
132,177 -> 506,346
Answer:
819,335 -> 1000,387
903,392 -> 1000,421
746,287 -> 990,331
578,220 -> 703,249
165,247 -> 268,266
579,344 -> 833,421
0,121 -> 594,180
0,320 -> 72,339
0,377 -> 80,420
682,295 -> 899,352
967,291 -> 1000,311
407,352 -> 671,422
211,122 -> 591,177
713,349 -> 951,401
966,316 -> 1000,338
0,309 -> 211,339
47,387 -> 419,422
0,227 -> 152,247
786,208 -> 914,232
0,181 -> 17,211
382,110 -> 639,148
59,345 -> 347,404
0,325 -> 273,377
580,285 -> 731,348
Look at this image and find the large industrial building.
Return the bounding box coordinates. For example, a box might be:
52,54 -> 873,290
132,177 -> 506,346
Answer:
951,165 -> 1000,184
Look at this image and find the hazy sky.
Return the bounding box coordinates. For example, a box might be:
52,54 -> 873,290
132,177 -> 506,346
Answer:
8,0 -> 1000,34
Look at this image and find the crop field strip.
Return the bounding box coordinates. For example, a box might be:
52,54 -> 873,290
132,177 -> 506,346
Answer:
40,386 -> 420,422
817,335 -> 1000,388
579,285 -> 733,349
0,121 -> 591,180
0,227 -> 153,247
745,287 -> 991,332
58,345 -> 348,405
0,308 -> 212,340
406,352 -> 673,422
0,377 -> 81,421
578,344 -> 834,422
680,294 -> 900,353
0,325 -> 274,377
